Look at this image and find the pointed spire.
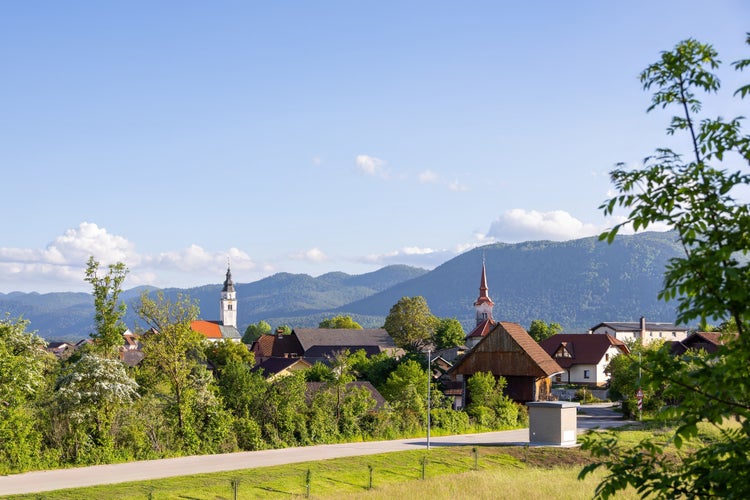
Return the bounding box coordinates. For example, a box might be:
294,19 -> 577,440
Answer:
222,264 -> 235,293
474,259 -> 493,306
473,257 -> 494,327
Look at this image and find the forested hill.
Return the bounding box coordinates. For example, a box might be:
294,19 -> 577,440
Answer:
338,231 -> 683,331
0,265 -> 428,341
1,232 -> 684,340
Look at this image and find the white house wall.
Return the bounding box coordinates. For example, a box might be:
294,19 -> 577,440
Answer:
591,326 -> 687,345
567,364 -> 602,385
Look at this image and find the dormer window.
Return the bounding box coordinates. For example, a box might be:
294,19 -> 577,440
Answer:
554,344 -> 572,358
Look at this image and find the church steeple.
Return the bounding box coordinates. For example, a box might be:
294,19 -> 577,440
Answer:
474,259 -> 494,326
220,264 -> 237,328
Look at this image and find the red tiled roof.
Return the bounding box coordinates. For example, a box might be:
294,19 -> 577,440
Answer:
467,318 -> 495,338
539,333 -> 628,369
191,320 -> 223,339
251,334 -> 304,358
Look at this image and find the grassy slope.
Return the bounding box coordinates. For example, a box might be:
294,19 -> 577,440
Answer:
9,446 -> 639,499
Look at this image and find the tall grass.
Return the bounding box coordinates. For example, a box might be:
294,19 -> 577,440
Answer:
8,445 -> 641,499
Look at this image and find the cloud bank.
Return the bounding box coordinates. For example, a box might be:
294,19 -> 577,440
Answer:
0,223 -> 258,293
487,209 -> 601,242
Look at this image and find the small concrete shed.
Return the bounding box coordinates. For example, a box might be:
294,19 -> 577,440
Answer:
527,401 -> 579,446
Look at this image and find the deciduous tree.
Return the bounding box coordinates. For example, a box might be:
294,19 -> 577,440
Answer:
434,318 -> 465,349
136,292 -> 203,449
383,296 -> 438,352
528,319 -> 563,343
274,324 -> 292,336
85,256 -> 128,357
53,353 -> 138,458
242,320 -> 271,344
318,315 -> 363,329
0,315 -> 52,472
581,34 -> 750,499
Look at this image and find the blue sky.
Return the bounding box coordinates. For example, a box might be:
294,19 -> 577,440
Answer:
1,1 -> 748,293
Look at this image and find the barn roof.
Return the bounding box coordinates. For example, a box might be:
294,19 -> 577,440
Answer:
450,322 -> 563,378
292,328 -> 397,352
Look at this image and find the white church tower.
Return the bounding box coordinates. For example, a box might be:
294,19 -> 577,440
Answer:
220,265 -> 237,328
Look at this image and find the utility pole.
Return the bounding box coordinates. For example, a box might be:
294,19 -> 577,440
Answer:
427,349 -> 431,450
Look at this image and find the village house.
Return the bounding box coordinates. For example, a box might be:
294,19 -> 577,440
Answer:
252,357 -> 313,381
539,333 -> 629,386
590,317 -> 688,345
45,341 -> 75,359
250,327 -> 400,369
668,330 -> 736,356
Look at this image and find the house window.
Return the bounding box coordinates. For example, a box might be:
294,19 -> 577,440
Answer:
673,332 -> 677,337
583,370 -> 590,379
555,374 -> 562,382
228,304 -> 233,310
605,353 -> 610,361
554,346 -> 572,358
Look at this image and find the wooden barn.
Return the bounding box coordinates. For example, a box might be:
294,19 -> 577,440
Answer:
449,322 -> 563,403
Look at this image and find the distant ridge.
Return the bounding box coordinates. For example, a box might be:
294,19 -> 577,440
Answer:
0,232 -> 684,340
338,231 -> 681,331
0,265 -> 428,340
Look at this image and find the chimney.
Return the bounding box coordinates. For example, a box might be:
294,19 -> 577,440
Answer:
640,316 -> 646,345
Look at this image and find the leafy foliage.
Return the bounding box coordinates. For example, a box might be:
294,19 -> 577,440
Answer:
528,319 -> 563,342
204,338 -> 254,371
581,34 -> 750,499
136,291 -> 207,451
53,353 -> 139,460
0,315 -> 52,472
85,256 -> 128,357
241,320 -> 271,344
434,318 -> 465,349
274,324 -> 292,335
383,296 -> 439,352
318,314 -> 363,329
466,372 -> 522,428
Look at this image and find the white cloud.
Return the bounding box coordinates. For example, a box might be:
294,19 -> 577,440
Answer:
359,245 -> 455,269
417,169 -> 468,192
290,247 -> 328,263
448,180 -> 469,192
487,208 -> 672,243
418,170 -> 439,184
602,215 -> 672,235
0,222 -> 139,267
0,223 -> 260,293
356,154 -> 389,178
488,209 -> 602,242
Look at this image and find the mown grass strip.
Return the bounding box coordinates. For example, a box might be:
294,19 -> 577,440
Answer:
7,445 -> 637,500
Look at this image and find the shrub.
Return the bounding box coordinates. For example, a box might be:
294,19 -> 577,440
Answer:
430,408 -> 470,434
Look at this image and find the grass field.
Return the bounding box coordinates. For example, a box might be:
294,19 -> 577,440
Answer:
8,445 -> 639,500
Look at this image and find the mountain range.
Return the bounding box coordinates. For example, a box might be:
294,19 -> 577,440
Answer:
0,231 -> 685,341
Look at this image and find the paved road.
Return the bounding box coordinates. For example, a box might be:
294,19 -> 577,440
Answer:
0,404 -> 630,496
